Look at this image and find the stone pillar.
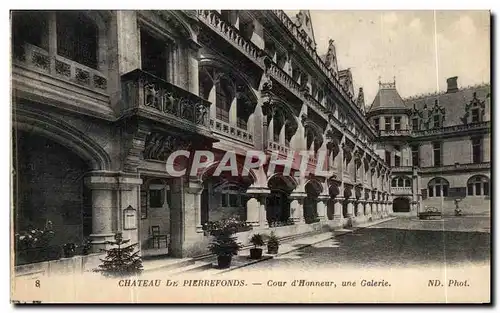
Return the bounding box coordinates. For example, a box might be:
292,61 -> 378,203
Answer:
316,196 -> 329,221
357,200 -> 364,216
333,197 -> 344,220
246,197 -> 260,227
187,43 -> 200,95
289,192 -> 306,224
169,178 -> 205,257
246,188 -> 270,228
84,172 -> 142,253
115,11 -> 141,75
366,201 -> 372,216
345,198 -> 355,218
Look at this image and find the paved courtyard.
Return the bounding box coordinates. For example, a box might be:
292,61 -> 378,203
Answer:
232,217 -> 491,271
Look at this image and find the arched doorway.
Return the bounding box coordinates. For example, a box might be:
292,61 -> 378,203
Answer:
266,174 -> 296,226
13,130 -> 92,265
393,197 -> 410,213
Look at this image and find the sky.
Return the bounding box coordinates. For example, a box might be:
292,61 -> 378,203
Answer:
285,10 -> 490,108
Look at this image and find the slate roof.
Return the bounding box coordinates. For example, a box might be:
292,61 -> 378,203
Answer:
369,84 -> 405,110
403,84 -> 491,127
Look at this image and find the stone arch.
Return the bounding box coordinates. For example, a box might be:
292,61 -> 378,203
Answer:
393,197 -> 411,213
305,178 -> 323,196
303,119 -> 324,152
198,160 -> 260,187
199,57 -> 258,102
266,172 -> 298,192
466,174 -> 490,196
13,108 -> 111,170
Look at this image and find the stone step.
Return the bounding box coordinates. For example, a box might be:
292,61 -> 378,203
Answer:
143,258 -> 195,273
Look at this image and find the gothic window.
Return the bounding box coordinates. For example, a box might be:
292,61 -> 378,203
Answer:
394,155 -> 401,167
397,178 -> 403,187
412,117 -> 419,131
428,178 -> 449,198
57,12 -> 98,69
404,178 -> 412,187
433,114 -> 442,128
471,108 -> 480,123
472,137 -> 483,164
433,141 -> 442,167
467,175 -> 489,196
391,178 -> 397,187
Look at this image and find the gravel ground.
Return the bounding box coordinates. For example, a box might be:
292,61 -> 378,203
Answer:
232,217 -> 491,271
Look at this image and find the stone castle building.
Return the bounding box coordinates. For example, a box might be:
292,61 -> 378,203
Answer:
11,10 -> 490,266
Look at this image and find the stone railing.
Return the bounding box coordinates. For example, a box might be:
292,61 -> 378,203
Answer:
210,118 -> 253,144
13,42 -> 108,93
392,186 -> 413,195
378,122 -> 490,138
413,121 -> 490,137
419,162 -> 490,173
270,10 -> 371,129
267,61 -> 302,98
197,10 -> 263,64
267,141 -> 290,154
391,166 -> 414,173
378,129 -> 412,137
121,69 -> 211,128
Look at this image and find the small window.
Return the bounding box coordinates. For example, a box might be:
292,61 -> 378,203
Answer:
373,118 -> 380,131
395,155 -> 401,167
229,194 -> 239,207
385,117 -> 392,130
472,108 -> 480,123
397,179 -> 403,187
433,115 -> 441,128
484,182 -> 490,196
433,142 -> 442,167
472,137 -> 482,164
149,189 -> 164,208
57,12 -> 98,69
428,186 -> 434,197
412,118 -> 419,131
221,194 -> 228,207
394,117 -> 401,130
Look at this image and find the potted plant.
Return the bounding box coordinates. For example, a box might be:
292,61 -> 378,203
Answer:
206,218 -> 243,269
62,243 -> 78,258
249,234 -> 265,259
267,231 -> 280,255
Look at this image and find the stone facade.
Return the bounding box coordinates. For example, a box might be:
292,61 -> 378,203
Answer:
367,78 -> 491,216
13,10 -> 488,265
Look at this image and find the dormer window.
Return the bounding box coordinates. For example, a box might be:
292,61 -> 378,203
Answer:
433,114 -> 441,128
412,117 -> 419,131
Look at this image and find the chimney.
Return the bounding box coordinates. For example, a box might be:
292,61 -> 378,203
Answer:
446,76 -> 458,93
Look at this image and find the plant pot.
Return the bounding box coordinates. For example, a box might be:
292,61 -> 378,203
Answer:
217,255 -> 232,269
267,245 -> 279,255
250,248 -> 263,259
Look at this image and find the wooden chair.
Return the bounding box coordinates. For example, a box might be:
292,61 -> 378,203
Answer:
150,226 -> 169,249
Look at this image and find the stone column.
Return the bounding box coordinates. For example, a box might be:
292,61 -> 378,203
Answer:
246,197 -> 260,227
345,198 -> 355,218
185,180 -> 204,234
289,192 -> 306,224
246,188 -> 270,228
333,197 -> 344,220
356,200 -> 365,216
187,42 -> 200,95
84,172 -> 142,252
316,196 -> 329,221
366,201 -> 372,216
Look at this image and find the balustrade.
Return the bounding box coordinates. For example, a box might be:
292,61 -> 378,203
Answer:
121,69 -> 211,128
13,42 -> 108,93
209,118 -> 253,144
